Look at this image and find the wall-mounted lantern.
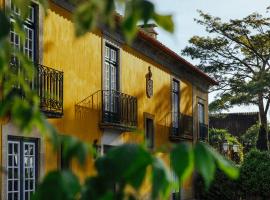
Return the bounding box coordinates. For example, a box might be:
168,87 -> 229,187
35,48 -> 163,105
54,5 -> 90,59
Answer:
146,66 -> 153,98
232,144 -> 239,153
222,142 -> 229,152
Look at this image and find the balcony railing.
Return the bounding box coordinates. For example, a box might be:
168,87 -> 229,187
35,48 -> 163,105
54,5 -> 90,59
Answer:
169,112 -> 193,141
101,90 -> 137,128
76,90 -> 137,131
9,63 -> 64,117
36,64 -> 64,117
199,123 -> 208,141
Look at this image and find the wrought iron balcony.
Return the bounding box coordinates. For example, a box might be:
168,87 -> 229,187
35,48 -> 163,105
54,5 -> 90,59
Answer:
101,90 -> 137,129
199,123 -> 208,141
76,90 -> 137,131
36,64 -> 63,118
9,63 -> 64,118
169,112 -> 193,141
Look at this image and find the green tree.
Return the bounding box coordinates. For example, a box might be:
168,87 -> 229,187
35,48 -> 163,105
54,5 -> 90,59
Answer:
182,10 -> 270,150
0,1 -> 239,199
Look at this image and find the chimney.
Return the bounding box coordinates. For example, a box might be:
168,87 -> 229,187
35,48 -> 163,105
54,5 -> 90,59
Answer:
138,23 -> 158,39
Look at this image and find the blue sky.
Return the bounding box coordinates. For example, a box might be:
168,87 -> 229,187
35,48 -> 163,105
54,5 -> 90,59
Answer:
151,0 -> 270,113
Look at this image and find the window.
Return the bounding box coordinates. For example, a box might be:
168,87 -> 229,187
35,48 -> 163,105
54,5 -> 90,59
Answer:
58,143 -> 69,170
171,79 -> 180,136
198,103 -> 205,124
198,102 -> 208,140
10,2 -> 37,66
145,117 -> 154,149
7,137 -> 38,200
103,43 -> 119,123
104,44 -> 119,93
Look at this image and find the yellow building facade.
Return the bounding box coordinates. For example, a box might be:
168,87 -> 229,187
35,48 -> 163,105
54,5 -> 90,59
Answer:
0,1 -> 217,199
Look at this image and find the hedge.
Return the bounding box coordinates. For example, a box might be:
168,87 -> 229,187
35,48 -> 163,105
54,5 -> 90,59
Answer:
195,149 -> 270,200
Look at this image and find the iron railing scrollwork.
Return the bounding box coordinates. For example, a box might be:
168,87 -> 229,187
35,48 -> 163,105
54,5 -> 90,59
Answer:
101,90 -> 137,128
9,63 -> 64,117
36,64 -> 63,117
170,112 -> 193,140
76,90 -> 137,131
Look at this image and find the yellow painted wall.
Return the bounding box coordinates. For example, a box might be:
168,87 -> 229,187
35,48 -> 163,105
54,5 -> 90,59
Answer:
42,0 -> 197,181
181,80 -> 193,116
121,46 -> 194,148
0,0 -> 4,8
121,45 -> 172,148
42,2 -> 103,178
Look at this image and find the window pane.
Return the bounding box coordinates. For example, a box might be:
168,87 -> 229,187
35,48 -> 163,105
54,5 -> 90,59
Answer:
24,192 -> 29,200
14,193 -> 18,200
7,140 -> 20,199
14,168 -> 18,179
23,142 -> 36,198
198,103 -> 205,123
8,156 -> 12,166
172,79 -> 180,130
105,46 -> 110,58
111,49 -> 116,62
8,168 -> 13,179
8,180 -> 12,191
14,180 -> 18,190
146,118 -> 154,149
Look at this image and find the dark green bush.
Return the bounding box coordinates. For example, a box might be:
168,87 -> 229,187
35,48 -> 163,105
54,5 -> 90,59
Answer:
240,150 -> 270,199
194,169 -> 240,200
195,150 -> 270,200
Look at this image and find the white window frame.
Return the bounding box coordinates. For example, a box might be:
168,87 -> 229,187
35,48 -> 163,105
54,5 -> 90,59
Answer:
7,137 -> 38,200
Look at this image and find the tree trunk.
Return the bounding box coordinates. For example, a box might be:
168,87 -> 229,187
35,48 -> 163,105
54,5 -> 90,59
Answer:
256,94 -> 269,151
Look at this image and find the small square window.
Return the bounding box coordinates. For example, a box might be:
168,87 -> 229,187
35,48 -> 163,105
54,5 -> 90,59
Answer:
145,117 -> 154,149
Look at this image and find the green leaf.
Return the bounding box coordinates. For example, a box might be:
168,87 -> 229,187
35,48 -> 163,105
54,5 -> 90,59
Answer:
140,0 -> 155,23
154,14 -> 174,33
81,176 -> 115,200
0,10 -> 10,40
95,144 -> 152,189
206,144 -> 239,179
121,13 -> 139,44
152,158 -> 171,199
12,0 -> 31,19
74,2 -> 97,37
171,143 -> 194,183
194,142 -> 216,188
33,170 -> 81,200
61,135 -> 89,167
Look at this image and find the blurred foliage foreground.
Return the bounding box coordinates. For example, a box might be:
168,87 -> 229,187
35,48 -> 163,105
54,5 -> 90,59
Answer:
0,0 -> 238,199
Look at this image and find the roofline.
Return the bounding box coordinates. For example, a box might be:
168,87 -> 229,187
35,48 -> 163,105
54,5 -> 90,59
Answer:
210,112 -> 259,116
115,13 -> 218,86
137,31 -> 218,85
52,1 -> 218,85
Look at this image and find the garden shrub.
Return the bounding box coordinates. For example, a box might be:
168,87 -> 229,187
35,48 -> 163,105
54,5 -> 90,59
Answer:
194,169 -> 240,200
240,150 -> 270,199
195,150 -> 270,200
